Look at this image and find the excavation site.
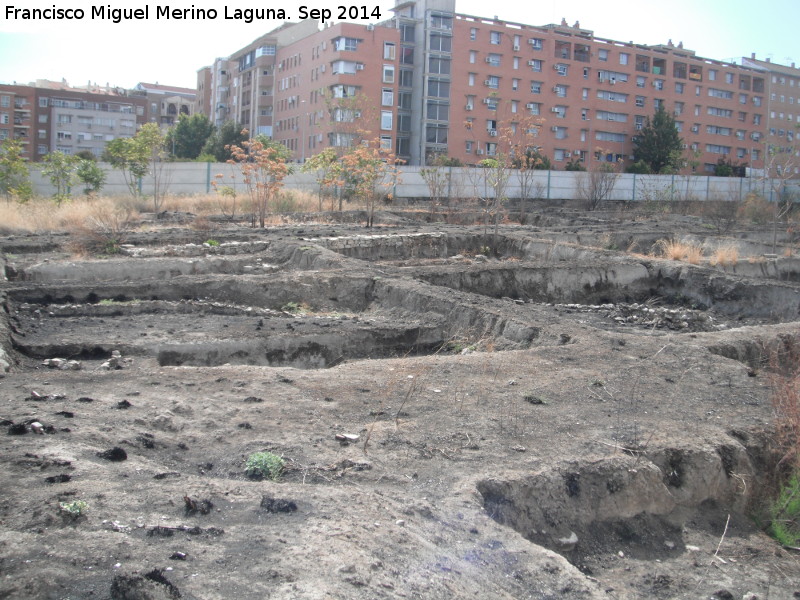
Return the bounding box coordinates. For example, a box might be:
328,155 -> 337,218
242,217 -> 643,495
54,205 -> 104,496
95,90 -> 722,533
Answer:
1,208 -> 800,599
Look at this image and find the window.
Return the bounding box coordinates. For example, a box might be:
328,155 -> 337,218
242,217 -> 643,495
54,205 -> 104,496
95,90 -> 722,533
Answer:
635,96 -> 645,108
583,67 -> 590,79
528,59 -> 542,72
465,95 -> 475,110
485,76 -> 500,89
382,65 -> 395,83
427,79 -> 450,98
486,119 -> 497,132
334,37 -> 359,52
381,111 -> 393,131
399,69 -> 413,87
470,51 -> 477,64
619,53 -> 629,65
635,116 -> 645,130
706,125 -> 731,135
598,49 -> 608,62
382,89 -> 394,106
707,107 -> 733,118
429,57 -> 450,74
553,106 -> 566,119
427,102 -> 449,121
739,93 -> 748,104
511,100 -> 518,114
637,76 -> 646,88
553,126 -> 567,139
529,38 -> 543,50
530,81 -> 542,94
554,84 -> 567,97
706,144 -> 732,154
513,57 -> 520,70
0,95 -> 9,108
38,129 -> 46,139
429,34 -> 451,52
39,97 -> 49,108
384,42 -> 396,60
38,114 -> 47,123
526,102 -> 541,115
725,72 -> 734,84
400,24 -> 414,42
597,91 -> 628,103
0,113 -> 8,124
256,45 -> 276,56
490,31 -> 501,45
596,131 -> 626,143
486,53 -> 501,67
654,79 -> 664,90
674,101 -> 684,115
400,47 -> 414,64
675,82 -> 685,94
470,28 -> 477,41
397,114 -> 412,132
512,78 -> 520,91
581,108 -> 588,121
430,14 -> 452,29
468,73 -> 475,86
331,60 -> 359,75
555,63 -> 568,76
426,124 -> 448,144
596,110 -> 627,122
708,88 -> 733,99
582,88 -> 589,100
709,69 -> 717,81
753,96 -> 762,107
486,142 -> 497,156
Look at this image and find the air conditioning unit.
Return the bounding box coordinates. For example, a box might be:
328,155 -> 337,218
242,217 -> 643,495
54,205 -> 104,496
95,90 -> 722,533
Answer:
489,130 -> 498,136
356,64 -> 364,70
551,107 -> 560,113
484,80 -> 492,86
477,149 -> 484,155
527,60 -> 537,67
552,86 -> 560,93
526,103 -> 536,109
751,132 -> 760,140
513,44 -> 520,51
485,57 -> 493,63
554,64 -> 561,70
609,78 -> 616,85
482,98 -> 491,104
366,24 -> 374,31
681,143 -> 688,149
551,126 -> 559,132
564,152 -> 571,157
691,126 -> 699,133
465,105 -> 473,111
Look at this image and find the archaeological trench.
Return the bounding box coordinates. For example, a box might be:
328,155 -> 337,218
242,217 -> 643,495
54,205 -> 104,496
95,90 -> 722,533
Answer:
1,211 -> 800,599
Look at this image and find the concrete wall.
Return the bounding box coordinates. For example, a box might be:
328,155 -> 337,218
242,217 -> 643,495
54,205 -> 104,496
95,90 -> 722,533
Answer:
28,162 -> 786,204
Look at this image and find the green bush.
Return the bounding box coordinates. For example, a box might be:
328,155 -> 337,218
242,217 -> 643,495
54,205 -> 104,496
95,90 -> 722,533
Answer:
59,500 -> 88,518
769,471 -> 800,547
245,451 -> 285,480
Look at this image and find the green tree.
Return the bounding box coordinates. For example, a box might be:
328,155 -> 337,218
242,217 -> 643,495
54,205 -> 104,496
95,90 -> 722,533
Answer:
76,159 -> 106,196
202,121 -> 247,162
166,114 -> 215,160
0,138 -> 32,202
104,137 -> 149,197
41,151 -> 79,204
227,136 -> 290,228
302,147 -> 341,211
632,106 -> 683,174
134,123 -> 169,212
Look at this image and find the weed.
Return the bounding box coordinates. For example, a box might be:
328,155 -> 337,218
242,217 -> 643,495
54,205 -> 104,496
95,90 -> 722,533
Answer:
652,238 -> 703,264
205,239 -> 220,247
281,301 -> 310,315
709,244 -> 739,267
245,451 -> 285,480
59,500 -> 88,518
769,472 -> 800,546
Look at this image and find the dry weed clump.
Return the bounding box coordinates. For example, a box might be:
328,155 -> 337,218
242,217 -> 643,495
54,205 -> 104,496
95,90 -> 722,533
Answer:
65,200 -> 139,255
652,239 -> 703,264
709,244 -> 740,267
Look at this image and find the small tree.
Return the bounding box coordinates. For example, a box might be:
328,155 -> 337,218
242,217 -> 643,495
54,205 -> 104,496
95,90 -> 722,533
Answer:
420,154 -> 454,218
41,151 -> 79,204
76,159 -> 106,196
227,133 -> 290,228
104,137 -> 148,197
632,106 -> 683,174
202,121 -> 247,162
577,150 -> 620,211
135,123 -> 169,212
0,138 -> 32,202
301,147 -> 340,211
338,139 -> 402,228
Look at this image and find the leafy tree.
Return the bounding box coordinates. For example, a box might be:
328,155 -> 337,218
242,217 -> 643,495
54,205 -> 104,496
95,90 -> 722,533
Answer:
227,135 -> 290,228
202,121 -> 247,162
338,139 -> 402,227
632,106 -> 683,174
104,137 -> 149,196
41,151 -> 79,204
135,123 -> 169,212
564,159 -> 586,172
625,159 -> 652,174
75,150 -> 96,161
302,147 -> 341,211
76,159 -> 106,196
0,138 -> 32,202
166,114 -> 215,160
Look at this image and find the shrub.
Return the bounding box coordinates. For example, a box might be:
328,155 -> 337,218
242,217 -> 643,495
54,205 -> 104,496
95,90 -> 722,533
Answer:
653,238 -> 703,264
59,500 -> 88,518
769,472 -> 800,547
245,451 -> 285,480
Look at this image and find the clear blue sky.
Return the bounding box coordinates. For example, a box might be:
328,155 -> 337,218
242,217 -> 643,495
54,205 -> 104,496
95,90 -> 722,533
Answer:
0,0 -> 797,90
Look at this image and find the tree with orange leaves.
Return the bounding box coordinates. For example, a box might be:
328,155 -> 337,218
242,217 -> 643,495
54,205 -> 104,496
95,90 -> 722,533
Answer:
338,139 -> 403,228
226,132 -> 291,228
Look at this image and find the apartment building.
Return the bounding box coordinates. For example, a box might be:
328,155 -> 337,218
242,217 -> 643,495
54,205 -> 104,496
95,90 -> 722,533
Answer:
130,82 -> 196,127
0,81 -> 148,160
741,54 -> 800,176
194,0 -> 793,174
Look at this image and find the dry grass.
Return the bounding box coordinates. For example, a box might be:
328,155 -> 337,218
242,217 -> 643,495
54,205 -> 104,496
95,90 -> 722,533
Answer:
709,244 -> 740,267
0,197 -> 139,235
652,238 -> 703,264
769,336 -> 800,471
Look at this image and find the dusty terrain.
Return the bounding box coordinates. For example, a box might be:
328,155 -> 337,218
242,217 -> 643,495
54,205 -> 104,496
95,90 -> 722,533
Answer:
1,208 -> 800,600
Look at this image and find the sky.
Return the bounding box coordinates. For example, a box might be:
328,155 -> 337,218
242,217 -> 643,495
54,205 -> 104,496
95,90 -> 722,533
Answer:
0,0 -> 797,90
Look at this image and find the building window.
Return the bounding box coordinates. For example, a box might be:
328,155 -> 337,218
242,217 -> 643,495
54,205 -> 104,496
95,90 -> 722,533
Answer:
470,51 -> 477,64
511,100 -> 518,113
619,52 -> 629,65
470,28 -> 477,41
490,31 -> 501,45
485,76 -> 500,89
513,57 -> 520,70
512,78 -> 519,91
529,38 -> 543,50
384,42 -> 396,60
382,65 -> 395,83
486,53 -> 501,67
429,34 -> 451,53
675,82 -> 684,94
526,102 -> 541,115
334,37 -> 360,52
399,69 -> 413,87
0,96 -> 10,108
427,79 -> 450,98
427,102 -> 449,121
725,72 -> 734,84
468,73 -> 475,86
555,64 -> 568,76
528,59 -> 542,72
530,81 -> 542,94
430,14 -> 452,29
429,57 -> 451,74
381,111 -> 393,131
635,96 -> 645,107
708,69 -> 717,81
426,124 -> 448,144
554,84 -> 567,97
400,47 -> 414,64
38,114 -> 47,123
598,49 -> 608,62
382,89 -> 394,106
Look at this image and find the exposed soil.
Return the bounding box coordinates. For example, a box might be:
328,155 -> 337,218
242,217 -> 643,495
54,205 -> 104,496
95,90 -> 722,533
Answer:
1,208 -> 800,599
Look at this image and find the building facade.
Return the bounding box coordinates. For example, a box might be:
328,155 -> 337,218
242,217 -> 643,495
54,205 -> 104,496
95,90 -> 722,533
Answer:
130,82 -> 196,128
0,81 -> 148,160
197,0 -> 795,175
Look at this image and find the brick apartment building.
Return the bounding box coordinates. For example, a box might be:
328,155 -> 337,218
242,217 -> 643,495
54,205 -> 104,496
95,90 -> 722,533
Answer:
130,82 -> 197,127
197,0 -> 799,176
0,80 -> 148,161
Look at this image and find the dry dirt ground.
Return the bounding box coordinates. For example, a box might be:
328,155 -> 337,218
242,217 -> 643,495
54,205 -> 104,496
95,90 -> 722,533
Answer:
1,208 -> 800,600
